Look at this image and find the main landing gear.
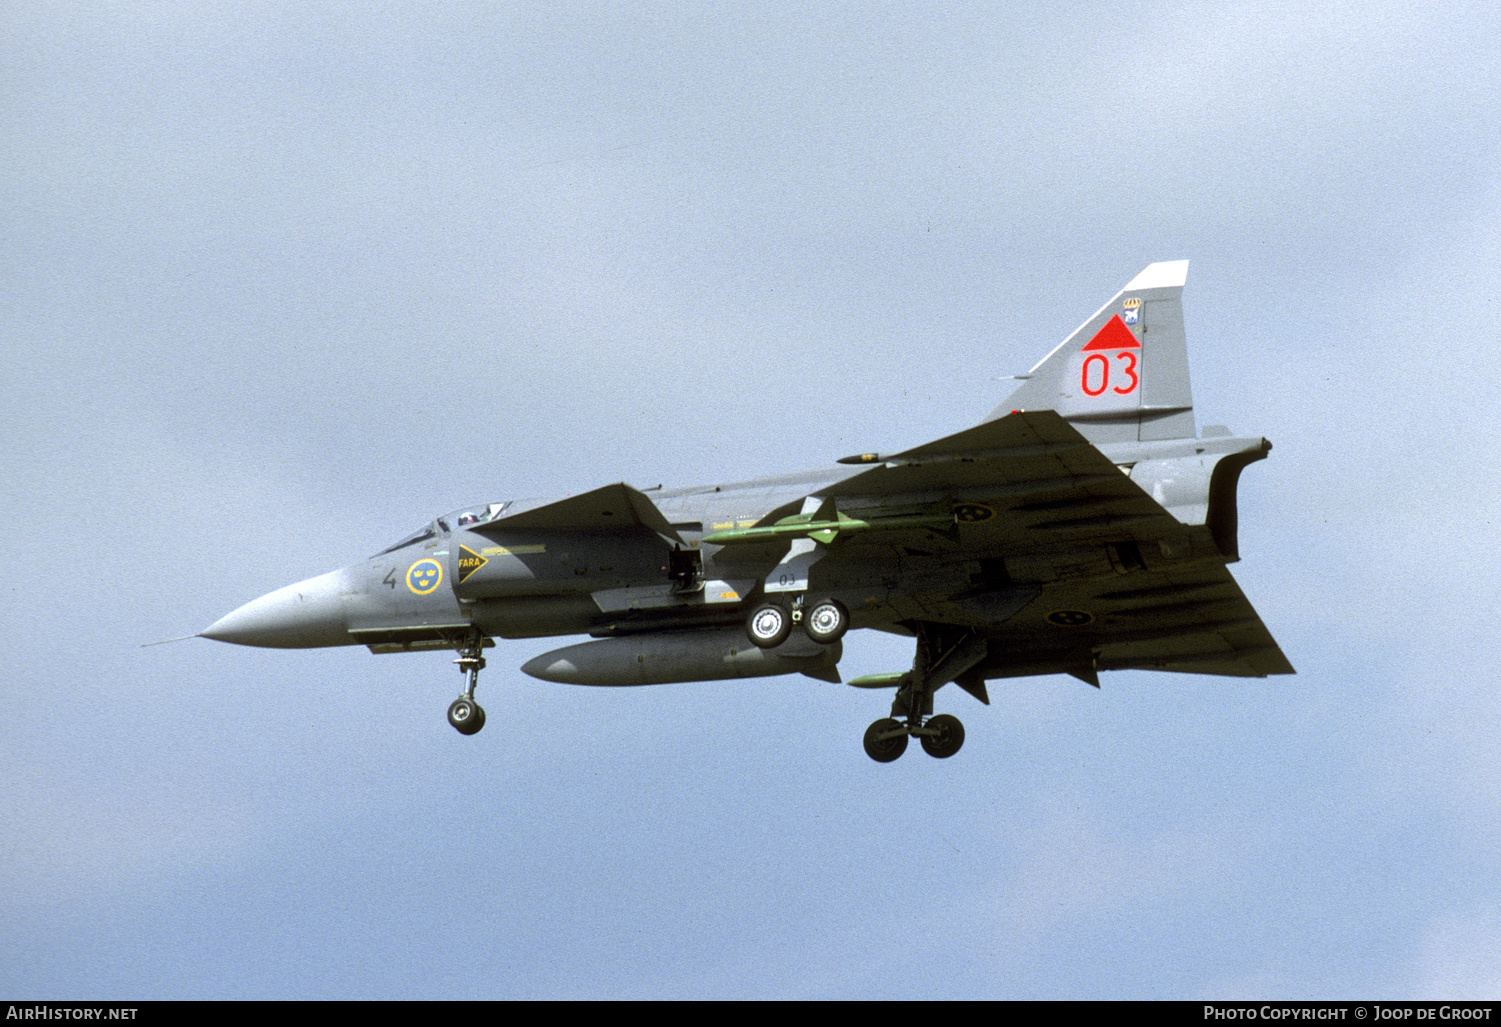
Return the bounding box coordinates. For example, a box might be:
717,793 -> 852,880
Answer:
862,699 -> 966,762
861,623 -> 984,763
745,596 -> 850,649
447,631 -> 488,736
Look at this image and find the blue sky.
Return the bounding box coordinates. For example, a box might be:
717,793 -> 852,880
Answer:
4,0 -> 1500,999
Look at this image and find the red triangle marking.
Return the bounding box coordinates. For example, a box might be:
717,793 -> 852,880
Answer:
1081,314 -> 1140,351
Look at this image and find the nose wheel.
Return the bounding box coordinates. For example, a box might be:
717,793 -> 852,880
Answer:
448,696 -> 486,735
448,632 -> 488,736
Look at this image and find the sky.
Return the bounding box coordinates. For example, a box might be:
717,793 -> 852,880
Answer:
4,0 -> 1501,1000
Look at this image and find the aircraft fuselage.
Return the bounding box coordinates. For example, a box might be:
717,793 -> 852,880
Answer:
199,261 -> 1293,758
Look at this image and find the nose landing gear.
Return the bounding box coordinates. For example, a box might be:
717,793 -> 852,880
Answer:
448,632 -> 488,736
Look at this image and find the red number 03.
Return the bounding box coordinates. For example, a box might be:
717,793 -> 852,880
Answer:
1081,351 -> 1139,397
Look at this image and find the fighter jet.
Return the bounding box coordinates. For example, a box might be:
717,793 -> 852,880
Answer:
201,261 -> 1292,761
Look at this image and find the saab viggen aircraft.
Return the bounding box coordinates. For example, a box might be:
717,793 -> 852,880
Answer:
200,261 -> 1293,761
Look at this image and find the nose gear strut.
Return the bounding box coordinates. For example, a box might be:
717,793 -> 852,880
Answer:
447,630 -> 489,735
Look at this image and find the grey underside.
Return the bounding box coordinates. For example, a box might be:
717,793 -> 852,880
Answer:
436,408 -> 1292,681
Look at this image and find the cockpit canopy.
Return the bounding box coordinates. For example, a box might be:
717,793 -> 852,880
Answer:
452,502 -> 509,528
374,502 -> 511,556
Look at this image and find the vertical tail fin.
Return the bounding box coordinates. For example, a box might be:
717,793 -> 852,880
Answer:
986,261 -> 1195,444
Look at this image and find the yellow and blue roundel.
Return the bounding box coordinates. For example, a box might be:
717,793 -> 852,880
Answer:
406,558 -> 443,595
953,502 -> 995,523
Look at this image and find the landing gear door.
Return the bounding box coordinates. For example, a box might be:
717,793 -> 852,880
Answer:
668,546 -> 703,593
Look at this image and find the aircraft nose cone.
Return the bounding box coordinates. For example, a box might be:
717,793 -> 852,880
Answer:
201,569 -> 353,648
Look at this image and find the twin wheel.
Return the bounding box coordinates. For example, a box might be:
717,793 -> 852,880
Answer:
745,597 -> 849,649
862,713 -> 965,762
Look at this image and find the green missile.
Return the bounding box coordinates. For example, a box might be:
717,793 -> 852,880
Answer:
702,512 -> 954,546
846,672 -> 906,689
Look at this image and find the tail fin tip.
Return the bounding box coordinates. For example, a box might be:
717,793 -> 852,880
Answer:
1124,260 -> 1189,292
